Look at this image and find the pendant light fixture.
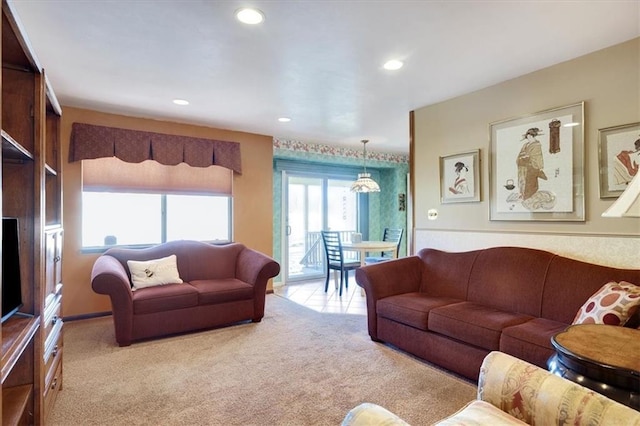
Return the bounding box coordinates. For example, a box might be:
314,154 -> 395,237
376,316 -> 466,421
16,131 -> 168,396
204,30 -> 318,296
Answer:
351,139 -> 380,193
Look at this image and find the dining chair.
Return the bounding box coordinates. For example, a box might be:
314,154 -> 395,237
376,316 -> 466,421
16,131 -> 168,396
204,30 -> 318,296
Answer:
364,228 -> 403,264
320,230 -> 360,296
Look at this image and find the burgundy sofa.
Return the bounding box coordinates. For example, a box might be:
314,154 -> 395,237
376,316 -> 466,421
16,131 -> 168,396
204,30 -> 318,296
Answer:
91,240 -> 280,346
355,246 -> 640,380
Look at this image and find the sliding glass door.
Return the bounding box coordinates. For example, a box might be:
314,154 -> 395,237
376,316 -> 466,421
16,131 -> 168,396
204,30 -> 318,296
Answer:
284,173 -> 358,282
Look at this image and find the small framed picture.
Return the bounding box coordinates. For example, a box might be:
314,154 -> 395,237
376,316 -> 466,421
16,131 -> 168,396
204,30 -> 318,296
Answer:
439,149 -> 480,204
598,122 -> 640,198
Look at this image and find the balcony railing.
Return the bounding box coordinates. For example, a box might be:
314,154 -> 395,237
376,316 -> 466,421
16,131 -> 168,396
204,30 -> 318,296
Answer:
295,230 -> 359,275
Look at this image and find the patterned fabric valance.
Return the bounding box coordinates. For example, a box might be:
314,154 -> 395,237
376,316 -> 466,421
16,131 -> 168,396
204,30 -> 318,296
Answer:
69,123 -> 242,174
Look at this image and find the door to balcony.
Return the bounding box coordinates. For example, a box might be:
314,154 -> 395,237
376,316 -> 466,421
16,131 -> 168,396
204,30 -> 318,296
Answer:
284,173 -> 358,283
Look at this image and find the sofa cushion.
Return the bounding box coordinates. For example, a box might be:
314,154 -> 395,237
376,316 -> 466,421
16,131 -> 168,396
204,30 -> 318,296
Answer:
132,283 -> 199,314
572,281 -> 640,326
500,318 -> 568,368
377,293 -> 462,331
191,278 -> 254,305
429,302 -> 534,351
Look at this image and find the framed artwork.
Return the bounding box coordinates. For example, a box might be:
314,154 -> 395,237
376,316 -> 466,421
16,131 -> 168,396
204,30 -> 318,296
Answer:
489,102 -> 585,221
439,149 -> 480,204
598,122 -> 640,198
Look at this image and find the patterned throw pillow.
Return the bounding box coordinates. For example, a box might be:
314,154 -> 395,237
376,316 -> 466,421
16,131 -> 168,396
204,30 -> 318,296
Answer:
572,281 -> 640,326
127,254 -> 183,291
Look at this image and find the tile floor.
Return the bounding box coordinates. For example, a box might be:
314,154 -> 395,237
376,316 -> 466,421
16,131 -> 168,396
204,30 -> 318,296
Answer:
273,271 -> 367,315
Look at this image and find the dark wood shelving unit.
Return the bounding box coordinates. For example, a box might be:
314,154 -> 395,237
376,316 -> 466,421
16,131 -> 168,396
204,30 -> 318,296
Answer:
1,0 -> 64,424
2,384 -> 32,425
1,130 -> 33,162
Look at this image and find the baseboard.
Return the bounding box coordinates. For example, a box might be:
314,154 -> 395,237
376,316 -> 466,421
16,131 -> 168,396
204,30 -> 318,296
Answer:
63,311 -> 112,322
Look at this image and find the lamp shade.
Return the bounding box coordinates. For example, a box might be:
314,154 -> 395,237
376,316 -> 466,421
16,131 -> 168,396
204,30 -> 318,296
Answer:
602,172 -> 640,217
351,139 -> 380,193
350,173 -> 380,193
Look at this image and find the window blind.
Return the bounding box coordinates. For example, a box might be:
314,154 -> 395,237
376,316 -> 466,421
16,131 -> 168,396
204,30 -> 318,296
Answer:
82,157 -> 232,195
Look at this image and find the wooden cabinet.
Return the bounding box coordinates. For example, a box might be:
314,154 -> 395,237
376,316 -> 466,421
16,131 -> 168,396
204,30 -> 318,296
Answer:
42,227 -> 63,420
1,1 -> 63,424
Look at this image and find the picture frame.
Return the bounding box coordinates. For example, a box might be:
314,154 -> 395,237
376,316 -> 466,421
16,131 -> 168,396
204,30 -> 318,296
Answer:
598,122 -> 640,198
489,102 -> 585,221
439,149 -> 480,204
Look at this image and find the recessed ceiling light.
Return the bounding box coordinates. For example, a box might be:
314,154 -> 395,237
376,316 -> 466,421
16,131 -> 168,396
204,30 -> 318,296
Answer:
383,59 -> 404,71
235,8 -> 265,25
173,99 -> 189,106
278,117 -> 291,123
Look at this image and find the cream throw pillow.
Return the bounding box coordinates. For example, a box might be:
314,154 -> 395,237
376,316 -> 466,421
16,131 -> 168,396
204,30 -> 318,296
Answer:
127,254 -> 183,291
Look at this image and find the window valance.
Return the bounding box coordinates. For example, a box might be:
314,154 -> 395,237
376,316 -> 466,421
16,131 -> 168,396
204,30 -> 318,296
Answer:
69,123 -> 242,174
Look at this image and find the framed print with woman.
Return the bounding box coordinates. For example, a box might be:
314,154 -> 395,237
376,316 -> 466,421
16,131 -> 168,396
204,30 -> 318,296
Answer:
439,149 -> 480,204
489,102 -> 585,221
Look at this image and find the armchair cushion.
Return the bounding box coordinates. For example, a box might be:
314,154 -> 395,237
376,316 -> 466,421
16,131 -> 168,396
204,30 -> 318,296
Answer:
341,403 -> 409,426
434,400 -> 526,426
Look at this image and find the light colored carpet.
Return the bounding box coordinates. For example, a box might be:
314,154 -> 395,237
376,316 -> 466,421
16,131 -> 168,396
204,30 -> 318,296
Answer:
50,294 -> 476,425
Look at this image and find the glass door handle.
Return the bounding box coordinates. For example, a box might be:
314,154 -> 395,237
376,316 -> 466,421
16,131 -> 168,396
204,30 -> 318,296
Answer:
286,226 -> 291,236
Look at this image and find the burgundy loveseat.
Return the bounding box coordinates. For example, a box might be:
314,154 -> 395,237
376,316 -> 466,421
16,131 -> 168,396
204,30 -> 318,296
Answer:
91,240 -> 280,346
355,246 -> 640,380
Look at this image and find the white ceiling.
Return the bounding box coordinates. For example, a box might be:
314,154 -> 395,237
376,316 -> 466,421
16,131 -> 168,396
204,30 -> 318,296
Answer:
9,0 -> 640,155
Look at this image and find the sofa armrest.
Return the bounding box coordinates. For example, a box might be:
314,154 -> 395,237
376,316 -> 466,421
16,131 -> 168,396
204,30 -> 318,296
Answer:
236,247 -> 281,320
355,256 -> 423,340
91,254 -> 135,346
479,351 -> 640,425
355,256 -> 423,297
91,254 -> 133,298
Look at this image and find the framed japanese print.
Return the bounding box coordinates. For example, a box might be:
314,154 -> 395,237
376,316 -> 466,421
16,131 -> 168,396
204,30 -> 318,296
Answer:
489,102 -> 585,221
598,122 -> 640,198
439,149 -> 480,204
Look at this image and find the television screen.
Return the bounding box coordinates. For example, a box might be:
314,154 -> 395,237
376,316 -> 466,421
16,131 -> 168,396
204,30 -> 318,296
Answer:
2,217 -> 23,322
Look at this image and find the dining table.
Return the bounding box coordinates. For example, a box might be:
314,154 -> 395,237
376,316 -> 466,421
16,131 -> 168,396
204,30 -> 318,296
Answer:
341,240 -> 399,267
341,240 -> 398,296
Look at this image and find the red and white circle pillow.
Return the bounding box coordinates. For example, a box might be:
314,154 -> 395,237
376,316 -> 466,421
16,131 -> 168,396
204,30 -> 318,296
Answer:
573,281 -> 640,326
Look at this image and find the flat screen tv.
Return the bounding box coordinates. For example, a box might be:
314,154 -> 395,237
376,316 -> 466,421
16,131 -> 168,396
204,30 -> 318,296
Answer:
2,217 -> 23,323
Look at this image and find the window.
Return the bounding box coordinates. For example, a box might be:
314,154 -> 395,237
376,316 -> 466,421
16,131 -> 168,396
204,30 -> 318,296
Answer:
166,194 -> 231,241
82,192 -> 231,248
81,157 -> 233,249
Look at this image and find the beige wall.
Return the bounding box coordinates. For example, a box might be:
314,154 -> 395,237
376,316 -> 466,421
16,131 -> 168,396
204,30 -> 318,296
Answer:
61,107 -> 275,318
412,38 -> 640,267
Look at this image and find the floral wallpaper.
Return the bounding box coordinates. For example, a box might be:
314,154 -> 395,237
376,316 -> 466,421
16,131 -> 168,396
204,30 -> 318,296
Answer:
272,138 -> 409,283
273,139 -> 408,164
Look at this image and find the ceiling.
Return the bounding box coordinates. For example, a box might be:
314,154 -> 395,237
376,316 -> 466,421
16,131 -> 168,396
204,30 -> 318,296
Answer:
9,1 -> 640,155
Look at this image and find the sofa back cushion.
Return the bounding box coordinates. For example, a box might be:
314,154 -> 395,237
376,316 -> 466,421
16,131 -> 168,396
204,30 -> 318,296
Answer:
105,240 -> 245,284
418,248 -> 478,299
181,242 -> 245,282
466,247 -> 554,317
541,255 -> 640,323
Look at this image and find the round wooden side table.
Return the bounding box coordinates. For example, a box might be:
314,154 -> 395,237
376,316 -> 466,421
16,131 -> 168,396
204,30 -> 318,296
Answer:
548,324 -> 639,410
